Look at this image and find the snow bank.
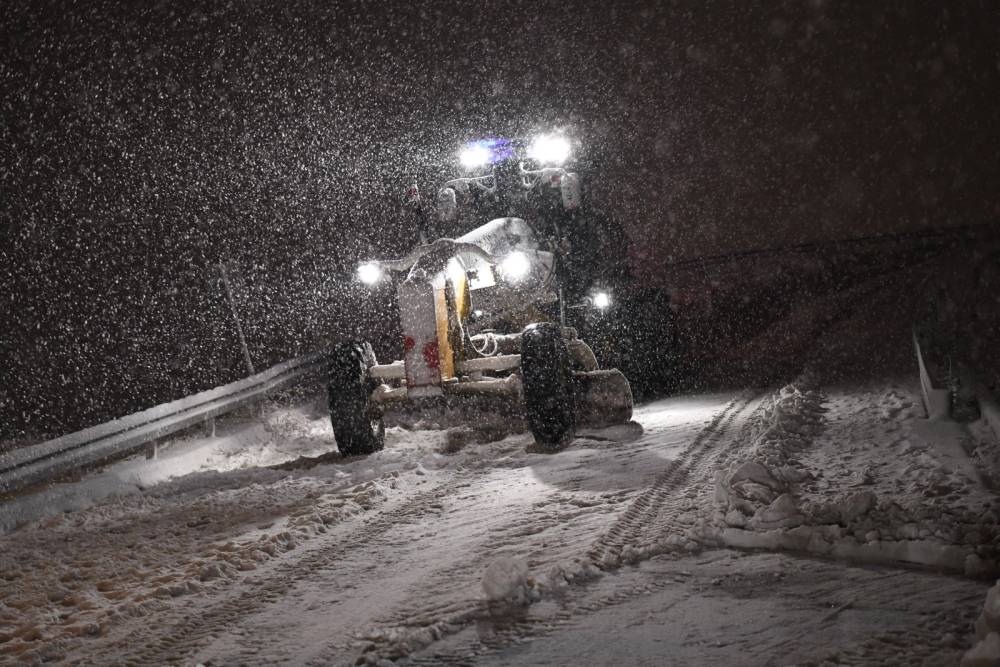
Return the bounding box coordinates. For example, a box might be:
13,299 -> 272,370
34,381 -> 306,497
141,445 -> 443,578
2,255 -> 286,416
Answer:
708,381 -> 1000,576
0,400 -> 465,536
481,555 -> 605,606
970,415 -> 1000,491
481,557 -> 530,602
963,581 -> 1000,667
714,382 -> 825,531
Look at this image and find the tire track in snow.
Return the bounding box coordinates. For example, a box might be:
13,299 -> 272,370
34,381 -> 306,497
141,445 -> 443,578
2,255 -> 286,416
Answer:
87,466 -> 495,667
345,479 -> 617,664
587,390 -> 764,568
708,557 -> 984,665
362,395 -> 763,662
103,393 -> 747,666
402,576 -> 686,667
404,551 -> 984,667
343,396 -> 756,664
0,471 -> 359,665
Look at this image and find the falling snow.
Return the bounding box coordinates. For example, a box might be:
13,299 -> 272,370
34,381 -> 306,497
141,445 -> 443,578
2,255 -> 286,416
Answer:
2,1 -> 1000,665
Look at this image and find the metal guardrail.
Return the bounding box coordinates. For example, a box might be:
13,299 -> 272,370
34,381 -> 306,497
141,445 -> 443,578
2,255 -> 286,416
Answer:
0,353 -> 327,495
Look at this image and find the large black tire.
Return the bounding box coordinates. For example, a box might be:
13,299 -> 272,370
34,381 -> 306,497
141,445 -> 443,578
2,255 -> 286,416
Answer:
328,341 -> 385,456
521,322 -> 576,448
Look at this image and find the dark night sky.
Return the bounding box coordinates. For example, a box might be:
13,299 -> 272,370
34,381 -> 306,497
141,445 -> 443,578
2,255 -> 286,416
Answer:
2,0 -> 999,437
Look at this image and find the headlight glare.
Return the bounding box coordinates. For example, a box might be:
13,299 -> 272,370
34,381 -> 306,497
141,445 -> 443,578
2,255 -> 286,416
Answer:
527,134 -> 571,165
500,251 -> 531,282
460,144 -> 491,169
592,290 -> 612,309
357,262 -> 383,285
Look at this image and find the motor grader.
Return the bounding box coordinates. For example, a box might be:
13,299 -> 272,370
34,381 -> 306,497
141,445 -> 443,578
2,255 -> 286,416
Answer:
329,134 -> 633,454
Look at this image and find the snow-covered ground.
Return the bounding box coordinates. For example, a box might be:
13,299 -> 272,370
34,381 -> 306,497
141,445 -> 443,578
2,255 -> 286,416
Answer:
710,381 -> 998,575
0,375 -> 997,665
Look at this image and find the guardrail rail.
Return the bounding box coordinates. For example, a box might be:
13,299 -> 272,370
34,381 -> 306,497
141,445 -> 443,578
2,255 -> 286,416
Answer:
0,353 -> 328,495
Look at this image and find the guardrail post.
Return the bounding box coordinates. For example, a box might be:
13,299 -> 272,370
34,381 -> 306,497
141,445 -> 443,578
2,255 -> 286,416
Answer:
913,328 -> 951,420
145,441 -> 158,460
219,261 -> 255,376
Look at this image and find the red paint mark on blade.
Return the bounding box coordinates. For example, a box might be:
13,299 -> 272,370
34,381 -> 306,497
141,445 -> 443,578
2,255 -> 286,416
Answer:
422,342 -> 440,369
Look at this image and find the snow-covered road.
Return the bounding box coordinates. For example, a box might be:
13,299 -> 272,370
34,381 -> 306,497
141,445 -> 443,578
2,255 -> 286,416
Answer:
0,383 -> 994,665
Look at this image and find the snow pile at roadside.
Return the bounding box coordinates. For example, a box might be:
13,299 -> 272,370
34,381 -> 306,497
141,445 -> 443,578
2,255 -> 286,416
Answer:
707,380 -> 1000,576
963,580 -> 1000,667
970,416 -> 1000,491
0,400 -> 330,534
714,382 -> 825,531
0,397 -> 439,535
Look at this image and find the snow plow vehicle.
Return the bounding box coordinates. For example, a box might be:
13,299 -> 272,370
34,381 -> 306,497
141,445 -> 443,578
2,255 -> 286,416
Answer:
329,134 -> 633,454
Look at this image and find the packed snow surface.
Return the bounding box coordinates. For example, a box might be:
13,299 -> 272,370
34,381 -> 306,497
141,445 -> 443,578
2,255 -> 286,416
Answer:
0,381 -> 996,665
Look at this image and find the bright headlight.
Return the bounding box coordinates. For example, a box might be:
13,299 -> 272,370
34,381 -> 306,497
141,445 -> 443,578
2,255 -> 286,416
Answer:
500,251 -> 531,282
527,134 -> 571,165
460,138 -> 513,168
592,291 -> 612,309
357,262 -> 383,285
460,143 -> 491,169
